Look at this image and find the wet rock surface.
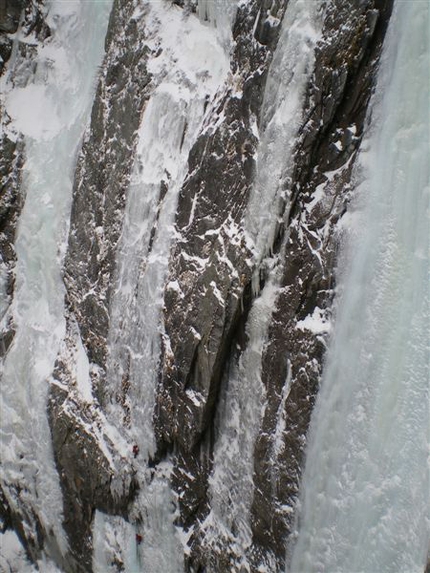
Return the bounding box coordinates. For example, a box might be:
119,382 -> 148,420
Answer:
0,0 -> 25,34
0,133 -> 23,355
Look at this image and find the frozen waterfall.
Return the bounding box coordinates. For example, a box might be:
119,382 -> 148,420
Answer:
0,0 -> 111,567
290,1 -> 429,572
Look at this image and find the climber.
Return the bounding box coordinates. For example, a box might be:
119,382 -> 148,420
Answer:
136,533 -> 143,545
132,444 -> 139,458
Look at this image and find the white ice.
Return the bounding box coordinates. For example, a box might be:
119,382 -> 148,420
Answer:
0,530 -> 63,573
102,1 -> 234,570
207,267 -> 284,556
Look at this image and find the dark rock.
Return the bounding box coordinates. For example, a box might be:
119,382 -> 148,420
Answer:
0,0 -> 50,74
0,0 -> 25,33
0,131 -> 24,355
154,3 -> 290,568
0,34 -> 12,70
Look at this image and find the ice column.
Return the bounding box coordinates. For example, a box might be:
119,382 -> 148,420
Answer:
245,0 -> 322,269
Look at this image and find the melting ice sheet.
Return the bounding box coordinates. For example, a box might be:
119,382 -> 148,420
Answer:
0,0 -> 112,564
290,2 -> 429,572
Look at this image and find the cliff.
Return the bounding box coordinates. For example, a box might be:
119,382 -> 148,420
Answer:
0,1 -> 396,571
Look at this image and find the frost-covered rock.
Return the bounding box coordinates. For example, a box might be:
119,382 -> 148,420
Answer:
0,0 -> 398,571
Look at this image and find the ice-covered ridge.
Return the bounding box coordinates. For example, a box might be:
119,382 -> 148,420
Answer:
245,0 -> 323,271
0,0 -> 112,564
290,1 -> 430,571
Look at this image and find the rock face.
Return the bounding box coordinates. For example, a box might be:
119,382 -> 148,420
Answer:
155,1 -> 394,571
0,0 -> 396,572
48,383 -> 138,573
48,0 -> 151,567
64,0 -> 151,373
0,132 -> 23,355
155,6 -> 290,557
0,0 -> 25,35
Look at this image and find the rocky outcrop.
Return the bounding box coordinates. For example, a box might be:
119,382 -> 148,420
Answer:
0,0 -> 25,34
0,0 -> 50,74
48,382 -> 138,573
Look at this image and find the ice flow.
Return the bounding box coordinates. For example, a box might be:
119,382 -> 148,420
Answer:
290,1 -> 430,572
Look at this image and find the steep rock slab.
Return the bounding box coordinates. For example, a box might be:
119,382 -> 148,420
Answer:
250,0 -> 395,569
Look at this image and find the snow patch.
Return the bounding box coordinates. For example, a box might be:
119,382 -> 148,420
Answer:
296,306 -> 332,335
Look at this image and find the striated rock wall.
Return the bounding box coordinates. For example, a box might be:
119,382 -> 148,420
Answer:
0,0 -> 395,571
